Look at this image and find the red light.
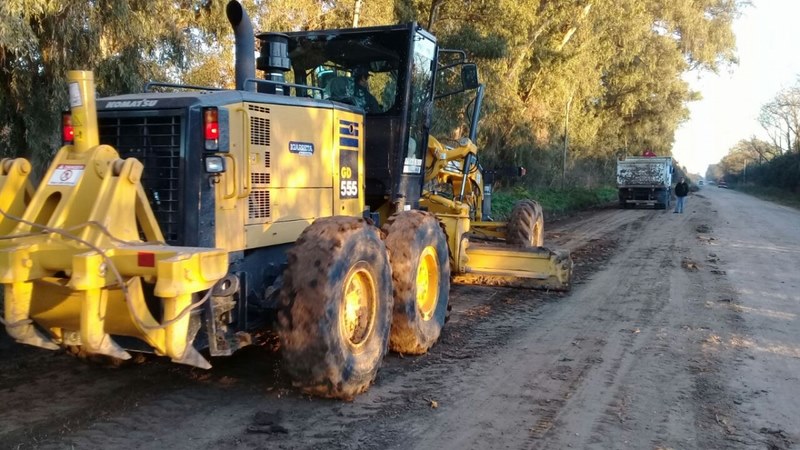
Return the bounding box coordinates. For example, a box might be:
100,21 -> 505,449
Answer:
205,122 -> 219,140
62,112 -> 74,143
204,108 -> 219,140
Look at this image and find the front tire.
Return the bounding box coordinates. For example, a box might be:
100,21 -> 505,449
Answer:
277,217 -> 392,399
507,199 -> 544,247
383,211 -> 450,355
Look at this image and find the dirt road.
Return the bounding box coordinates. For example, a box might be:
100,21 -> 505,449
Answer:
2,187 -> 798,449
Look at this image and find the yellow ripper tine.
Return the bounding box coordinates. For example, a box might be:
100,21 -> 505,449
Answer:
3,282 -> 59,349
0,70 -> 228,368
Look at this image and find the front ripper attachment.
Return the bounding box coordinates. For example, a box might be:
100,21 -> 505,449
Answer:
0,71 -> 228,369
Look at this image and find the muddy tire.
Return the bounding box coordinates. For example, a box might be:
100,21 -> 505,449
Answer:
277,216 -> 392,399
507,199 -> 544,247
382,211 -> 450,355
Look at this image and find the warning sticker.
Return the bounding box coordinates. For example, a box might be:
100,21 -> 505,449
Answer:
48,164 -> 85,186
403,157 -> 422,174
68,83 -> 82,108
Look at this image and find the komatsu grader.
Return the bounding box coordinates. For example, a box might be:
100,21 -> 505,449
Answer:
0,1 -> 571,399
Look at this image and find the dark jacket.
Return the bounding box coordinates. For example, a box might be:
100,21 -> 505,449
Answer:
355,84 -> 381,113
675,181 -> 689,197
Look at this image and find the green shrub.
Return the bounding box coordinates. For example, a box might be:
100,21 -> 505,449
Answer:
737,185 -> 800,209
491,186 -> 617,221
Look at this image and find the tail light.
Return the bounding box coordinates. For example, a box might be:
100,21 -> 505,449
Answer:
62,112 -> 74,144
203,107 -> 219,151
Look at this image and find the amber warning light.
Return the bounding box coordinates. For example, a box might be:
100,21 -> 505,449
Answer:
204,107 -> 219,150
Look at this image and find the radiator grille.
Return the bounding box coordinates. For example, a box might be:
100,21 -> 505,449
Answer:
248,190 -> 271,219
248,104 -> 270,114
98,113 -> 183,244
250,116 -> 270,146
248,104 -> 270,168
251,173 -> 271,185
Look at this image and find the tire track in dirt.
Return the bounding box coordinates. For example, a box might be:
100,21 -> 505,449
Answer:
524,213 -> 687,449
224,217 -> 637,450
0,212 -> 639,450
184,218 -> 629,449
3,201 -> 761,450
535,197 -> 752,449
0,338 -> 290,449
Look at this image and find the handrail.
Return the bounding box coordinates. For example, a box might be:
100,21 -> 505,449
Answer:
243,78 -> 325,96
143,82 -> 225,93
232,106 -> 253,199
222,154 -> 238,200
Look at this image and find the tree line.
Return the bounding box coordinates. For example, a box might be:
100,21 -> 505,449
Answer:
1,0 -> 741,185
709,76 -> 800,193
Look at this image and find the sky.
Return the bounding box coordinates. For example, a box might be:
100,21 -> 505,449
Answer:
671,0 -> 800,176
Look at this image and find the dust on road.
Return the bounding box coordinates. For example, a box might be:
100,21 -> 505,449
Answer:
1,187 -> 798,449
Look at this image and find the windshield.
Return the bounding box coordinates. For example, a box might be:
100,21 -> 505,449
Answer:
287,31 -> 406,114
301,64 -> 397,114
404,32 -> 436,173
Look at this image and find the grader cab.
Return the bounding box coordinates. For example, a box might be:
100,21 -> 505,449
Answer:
0,1 -> 570,399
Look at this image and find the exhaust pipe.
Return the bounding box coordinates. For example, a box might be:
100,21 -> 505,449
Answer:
226,1 -> 256,92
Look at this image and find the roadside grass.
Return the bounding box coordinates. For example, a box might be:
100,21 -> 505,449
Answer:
492,186 -> 618,221
735,185 -> 800,209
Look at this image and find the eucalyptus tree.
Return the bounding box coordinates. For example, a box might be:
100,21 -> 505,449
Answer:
758,81 -> 800,154
0,0 -> 227,163
0,0 -> 742,187
396,0 -> 740,175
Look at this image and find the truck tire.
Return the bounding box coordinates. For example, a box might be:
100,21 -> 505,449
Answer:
507,199 -> 544,247
277,216 -> 392,399
382,211 -> 450,355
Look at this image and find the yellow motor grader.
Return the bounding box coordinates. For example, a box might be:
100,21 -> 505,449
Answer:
0,1 -> 570,399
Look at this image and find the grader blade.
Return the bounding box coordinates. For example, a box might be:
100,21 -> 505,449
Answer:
452,241 -> 572,291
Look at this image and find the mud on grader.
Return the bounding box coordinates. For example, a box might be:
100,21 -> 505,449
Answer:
0,1 -> 571,399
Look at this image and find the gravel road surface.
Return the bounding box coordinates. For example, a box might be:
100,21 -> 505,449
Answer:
2,187 -> 798,449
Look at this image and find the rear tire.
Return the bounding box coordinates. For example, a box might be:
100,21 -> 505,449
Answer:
277,217 -> 392,399
507,199 -> 544,247
383,211 -> 450,355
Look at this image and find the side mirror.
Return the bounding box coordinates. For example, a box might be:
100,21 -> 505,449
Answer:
461,64 -> 479,90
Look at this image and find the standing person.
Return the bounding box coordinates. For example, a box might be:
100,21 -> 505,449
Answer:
674,177 -> 689,213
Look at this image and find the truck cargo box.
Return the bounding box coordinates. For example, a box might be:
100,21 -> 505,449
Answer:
616,156 -> 673,209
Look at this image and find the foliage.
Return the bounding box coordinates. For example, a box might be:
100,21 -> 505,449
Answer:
0,0 -> 742,187
736,184 -> 800,209
422,0 -> 740,176
716,76 -> 800,194
758,78 -> 800,153
728,151 -> 800,192
0,0 -> 230,166
492,185 -> 618,221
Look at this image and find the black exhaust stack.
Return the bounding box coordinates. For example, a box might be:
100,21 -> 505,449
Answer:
226,1 -> 256,92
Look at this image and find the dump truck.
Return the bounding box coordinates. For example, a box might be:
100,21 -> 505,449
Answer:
616,156 -> 674,209
0,1 -> 571,399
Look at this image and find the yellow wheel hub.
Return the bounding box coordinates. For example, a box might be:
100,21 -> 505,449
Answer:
340,262 -> 376,349
416,246 -> 439,321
